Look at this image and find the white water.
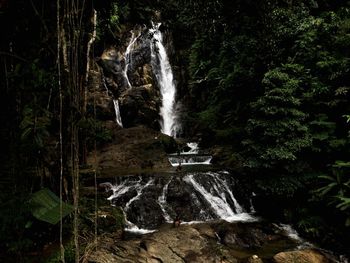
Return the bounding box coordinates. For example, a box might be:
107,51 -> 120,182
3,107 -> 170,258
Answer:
278,224 -> 303,242
208,172 -> 244,214
113,99 -> 123,127
150,22 -> 179,137
104,178 -> 156,233
184,174 -> 235,219
125,179 -> 154,210
122,210 -> 156,234
124,31 -> 140,88
104,171 -> 256,233
157,177 -> 173,222
183,173 -> 255,222
168,156 -> 212,166
181,142 -> 199,154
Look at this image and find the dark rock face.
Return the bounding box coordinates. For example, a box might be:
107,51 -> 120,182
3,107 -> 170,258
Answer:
166,177 -> 216,221
87,68 -> 115,121
119,84 -> 160,129
98,26 -> 162,130
127,191 -> 165,229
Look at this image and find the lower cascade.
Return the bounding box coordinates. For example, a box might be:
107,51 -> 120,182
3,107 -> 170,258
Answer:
101,171 -> 256,232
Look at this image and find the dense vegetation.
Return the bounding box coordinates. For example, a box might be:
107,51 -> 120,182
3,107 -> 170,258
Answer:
0,0 -> 349,262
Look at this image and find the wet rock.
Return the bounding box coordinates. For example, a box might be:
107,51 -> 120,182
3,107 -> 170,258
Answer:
127,189 -> 165,229
246,255 -> 264,263
216,223 -> 283,250
97,26 -> 163,131
119,84 -> 160,129
87,69 -> 115,121
166,177 -> 214,222
273,249 -> 330,263
111,189 -> 138,207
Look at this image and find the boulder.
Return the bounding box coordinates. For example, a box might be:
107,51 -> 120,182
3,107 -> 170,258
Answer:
119,84 -> 160,129
273,249 -> 330,263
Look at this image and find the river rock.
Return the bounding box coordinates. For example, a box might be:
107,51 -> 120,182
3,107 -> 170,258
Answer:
86,224 -> 239,263
273,249 -> 330,263
218,222 -> 277,249
246,255 -> 264,263
87,126 -> 177,175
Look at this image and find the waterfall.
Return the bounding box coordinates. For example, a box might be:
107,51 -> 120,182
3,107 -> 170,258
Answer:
208,172 -> 244,214
102,171 -> 256,232
150,22 -> 180,137
183,173 -> 236,218
183,172 -> 255,222
113,99 -> 123,127
124,31 -> 140,88
168,155 -> 212,166
157,177 -> 173,222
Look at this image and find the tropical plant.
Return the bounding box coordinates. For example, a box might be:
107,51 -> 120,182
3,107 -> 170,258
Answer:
243,64 -> 312,172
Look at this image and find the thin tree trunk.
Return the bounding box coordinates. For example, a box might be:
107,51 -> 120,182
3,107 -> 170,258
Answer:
57,0 -> 65,261
84,9 -> 97,113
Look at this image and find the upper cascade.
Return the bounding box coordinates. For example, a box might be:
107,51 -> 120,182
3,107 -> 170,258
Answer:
113,99 -> 123,127
123,31 -> 140,88
150,22 -> 180,137
99,22 -> 181,133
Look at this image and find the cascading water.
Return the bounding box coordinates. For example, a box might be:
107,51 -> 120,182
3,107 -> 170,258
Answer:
123,31 -> 140,88
113,99 -> 123,127
150,22 -> 180,137
182,142 -> 199,154
102,177 -> 156,233
168,155 -> 212,166
102,171 -> 256,232
183,173 -> 254,222
157,177 -> 173,222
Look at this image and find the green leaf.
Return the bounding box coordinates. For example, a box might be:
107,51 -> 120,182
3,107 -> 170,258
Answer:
29,188 -> 73,225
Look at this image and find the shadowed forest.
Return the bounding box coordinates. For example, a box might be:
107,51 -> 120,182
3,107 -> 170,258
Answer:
0,0 -> 349,262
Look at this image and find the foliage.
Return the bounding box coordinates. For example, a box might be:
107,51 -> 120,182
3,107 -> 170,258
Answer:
1,0 -> 350,259
78,117 -> 112,147
45,241 -> 75,263
29,188 -> 73,225
20,105 -> 51,154
315,161 -> 350,226
243,65 -> 312,171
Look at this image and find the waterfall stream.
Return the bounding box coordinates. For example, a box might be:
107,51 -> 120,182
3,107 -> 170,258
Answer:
123,31 -> 140,88
150,22 -> 180,137
113,99 -> 123,127
102,171 -> 256,232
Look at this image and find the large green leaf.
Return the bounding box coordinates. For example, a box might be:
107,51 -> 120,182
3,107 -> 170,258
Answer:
29,188 -> 73,225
